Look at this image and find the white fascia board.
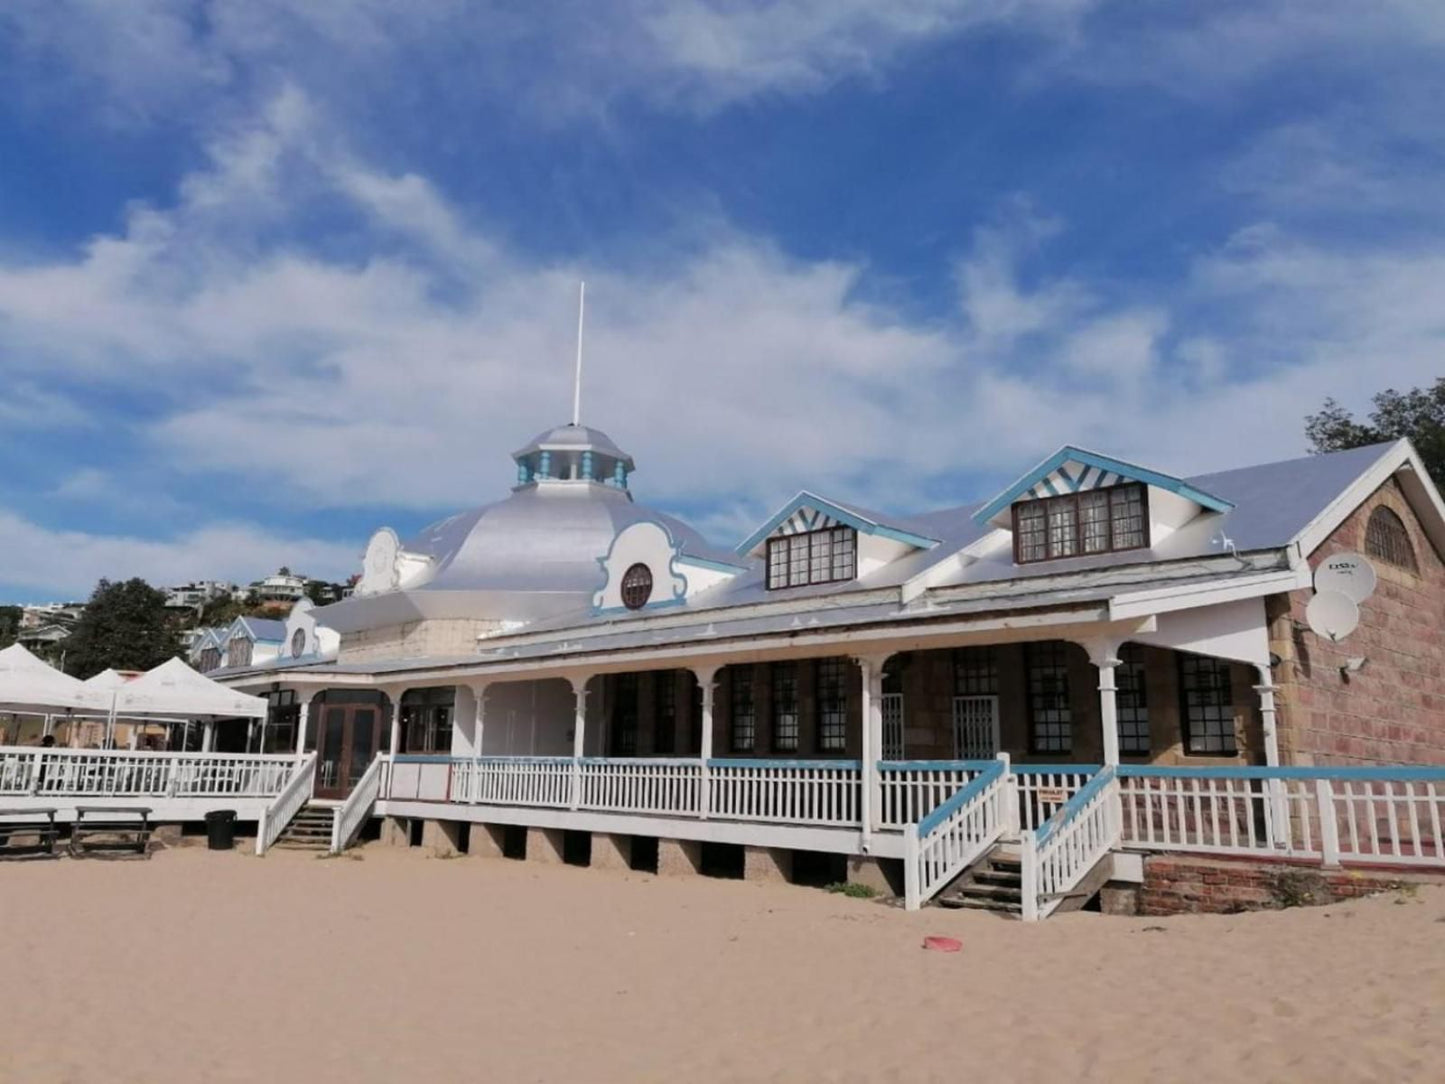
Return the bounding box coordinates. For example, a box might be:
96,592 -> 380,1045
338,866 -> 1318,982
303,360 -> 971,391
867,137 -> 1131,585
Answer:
1108,566 -> 1311,621
1294,440 -> 1445,559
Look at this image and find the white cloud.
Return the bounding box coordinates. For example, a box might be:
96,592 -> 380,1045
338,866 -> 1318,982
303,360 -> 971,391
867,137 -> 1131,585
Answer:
0,511 -> 358,599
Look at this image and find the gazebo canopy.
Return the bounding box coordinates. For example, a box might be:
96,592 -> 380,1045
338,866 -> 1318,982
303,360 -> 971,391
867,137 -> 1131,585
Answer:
82,669 -> 131,692
0,643 -> 109,715
112,657 -> 267,720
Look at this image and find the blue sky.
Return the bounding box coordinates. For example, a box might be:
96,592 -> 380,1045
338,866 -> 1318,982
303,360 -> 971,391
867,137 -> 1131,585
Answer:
2,1 -> 1443,602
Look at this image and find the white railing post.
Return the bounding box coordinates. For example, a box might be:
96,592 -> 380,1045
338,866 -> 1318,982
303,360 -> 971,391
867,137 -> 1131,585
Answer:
29,751 -> 44,795
1316,778 -> 1341,867
165,754 -> 181,797
568,674 -> 590,812
1019,834 -> 1039,922
904,826 -> 921,911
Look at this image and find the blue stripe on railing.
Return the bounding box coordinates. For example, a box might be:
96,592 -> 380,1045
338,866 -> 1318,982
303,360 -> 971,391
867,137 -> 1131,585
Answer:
390,755 -> 456,764
917,760 -> 1006,838
473,755 -> 573,764
1119,765 -> 1445,781
707,758 -> 861,770
1034,766 -> 1114,847
1012,764 -> 1102,775
877,760 -> 996,772
578,757 -> 700,766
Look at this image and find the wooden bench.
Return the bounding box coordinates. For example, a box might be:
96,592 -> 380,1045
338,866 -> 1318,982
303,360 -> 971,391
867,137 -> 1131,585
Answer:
0,808 -> 60,858
71,806 -> 153,857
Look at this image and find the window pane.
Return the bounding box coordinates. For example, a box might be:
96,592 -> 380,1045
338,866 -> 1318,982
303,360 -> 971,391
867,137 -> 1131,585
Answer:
1110,485 -> 1146,549
831,527 -> 856,580
816,657 -> 848,753
612,673 -> 639,756
729,665 -> 755,753
810,530 -> 832,582
1080,491 -> 1111,553
1047,497 -> 1078,558
1116,644 -> 1149,756
788,535 -> 810,587
1179,655 -> 1236,755
952,647 -> 998,696
767,539 -> 788,589
1016,502 -> 1048,562
1027,641 -> 1072,754
771,663 -> 799,752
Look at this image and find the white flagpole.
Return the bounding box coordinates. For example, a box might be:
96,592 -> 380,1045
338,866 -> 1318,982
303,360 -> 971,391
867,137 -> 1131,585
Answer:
571,280 -> 586,426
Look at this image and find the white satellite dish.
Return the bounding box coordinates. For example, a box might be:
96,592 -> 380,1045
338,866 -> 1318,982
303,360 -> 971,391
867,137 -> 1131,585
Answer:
1314,552 -> 1377,603
1306,590 -> 1360,642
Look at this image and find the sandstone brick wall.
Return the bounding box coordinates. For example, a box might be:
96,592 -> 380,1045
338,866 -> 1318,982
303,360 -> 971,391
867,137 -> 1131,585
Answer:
1271,476 -> 1445,767
1137,855 -> 1428,915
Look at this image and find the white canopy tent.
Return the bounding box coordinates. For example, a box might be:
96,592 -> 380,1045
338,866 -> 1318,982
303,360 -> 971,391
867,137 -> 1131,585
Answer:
0,643 -> 109,717
112,658 -> 267,720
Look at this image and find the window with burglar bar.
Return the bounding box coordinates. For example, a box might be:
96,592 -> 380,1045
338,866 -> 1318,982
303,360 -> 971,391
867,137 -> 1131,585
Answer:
771,663 -> 799,752
815,657 -> 848,753
1179,654 -> 1237,756
729,665 -> 755,752
1027,641 -> 1073,754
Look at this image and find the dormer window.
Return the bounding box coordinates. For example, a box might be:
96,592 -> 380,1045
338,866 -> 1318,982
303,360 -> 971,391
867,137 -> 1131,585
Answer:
1013,483 -> 1148,564
766,526 -> 856,589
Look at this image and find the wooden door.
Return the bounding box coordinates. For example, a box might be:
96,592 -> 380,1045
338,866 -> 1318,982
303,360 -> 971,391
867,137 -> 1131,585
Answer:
314,704 -> 384,798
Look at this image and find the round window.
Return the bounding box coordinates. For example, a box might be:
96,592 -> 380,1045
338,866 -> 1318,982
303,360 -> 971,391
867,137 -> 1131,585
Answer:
291,628 -> 307,657
620,563 -> 653,610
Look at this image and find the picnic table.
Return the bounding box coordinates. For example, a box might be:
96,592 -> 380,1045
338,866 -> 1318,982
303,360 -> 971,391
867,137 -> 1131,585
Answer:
0,807 -> 59,858
71,806 -> 153,857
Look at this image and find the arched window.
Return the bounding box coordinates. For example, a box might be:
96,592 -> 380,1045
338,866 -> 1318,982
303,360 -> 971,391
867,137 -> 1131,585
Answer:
1365,506 -> 1418,573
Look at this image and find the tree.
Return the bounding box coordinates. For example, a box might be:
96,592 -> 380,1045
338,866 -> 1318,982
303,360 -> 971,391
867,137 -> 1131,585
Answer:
63,579 -> 181,678
0,605 -> 20,649
1306,378 -> 1445,489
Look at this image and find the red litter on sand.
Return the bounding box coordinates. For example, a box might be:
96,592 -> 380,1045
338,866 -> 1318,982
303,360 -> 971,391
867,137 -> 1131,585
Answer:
922,935 -> 962,953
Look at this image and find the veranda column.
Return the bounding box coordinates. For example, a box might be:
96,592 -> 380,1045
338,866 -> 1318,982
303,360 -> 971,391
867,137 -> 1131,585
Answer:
202,719 -> 215,753
385,687 -> 408,757
568,674 -> 591,811
691,665 -> 719,819
1254,665 -> 1289,849
294,693 -> 315,756
471,682 -> 491,758
1085,640 -> 1123,767
854,655 -> 889,840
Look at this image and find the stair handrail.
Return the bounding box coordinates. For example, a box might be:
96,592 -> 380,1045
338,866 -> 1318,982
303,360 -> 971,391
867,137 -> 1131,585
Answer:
1020,765 -> 1120,921
256,752 -> 317,856
904,753 -> 1011,910
331,754 -> 387,854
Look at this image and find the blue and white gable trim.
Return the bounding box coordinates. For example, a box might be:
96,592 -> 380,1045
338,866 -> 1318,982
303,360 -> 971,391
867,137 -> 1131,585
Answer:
738,491 -> 940,557
973,446 -> 1235,527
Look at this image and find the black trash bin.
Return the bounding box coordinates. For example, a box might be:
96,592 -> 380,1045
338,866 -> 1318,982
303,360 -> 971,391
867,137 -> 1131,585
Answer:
204,810 -> 237,851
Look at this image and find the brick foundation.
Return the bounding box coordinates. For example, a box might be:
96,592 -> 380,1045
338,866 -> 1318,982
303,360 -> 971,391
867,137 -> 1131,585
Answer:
743,846 -> 792,883
590,833 -> 632,871
657,838 -> 702,876
469,823 -> 506,858
1137,855 -> 1434,915
379,817 -> 410,847
526,826 -> 566,864
421,820 -> 462,857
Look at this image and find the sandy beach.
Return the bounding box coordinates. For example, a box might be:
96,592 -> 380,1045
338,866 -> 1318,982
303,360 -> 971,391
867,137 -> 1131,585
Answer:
1,845 -> 1441,1083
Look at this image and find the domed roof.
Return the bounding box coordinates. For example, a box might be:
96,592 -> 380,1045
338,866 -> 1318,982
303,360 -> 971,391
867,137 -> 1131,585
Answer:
512,424 -> 634,469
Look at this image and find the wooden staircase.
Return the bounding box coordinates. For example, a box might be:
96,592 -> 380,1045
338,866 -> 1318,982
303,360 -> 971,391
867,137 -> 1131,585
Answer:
272,804 -> 333,852
937,847 -> 1023,915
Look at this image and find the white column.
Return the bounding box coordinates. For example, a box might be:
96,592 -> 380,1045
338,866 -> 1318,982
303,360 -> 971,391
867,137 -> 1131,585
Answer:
388,687 -> 407,756
472,682 -> 490,758
568,674 -> 591,811
1085,640 -> 1123,767
692,666 -> 719,820
855,655 -> 889,842
1254,667 -> 1289,849
202,720 -> 215,753
246,720 -> 257,753
295,695 -> 313,756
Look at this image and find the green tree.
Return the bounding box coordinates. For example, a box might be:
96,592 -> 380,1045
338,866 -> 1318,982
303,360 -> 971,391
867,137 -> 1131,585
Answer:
63,579 -> 181,678
1306,379 -> 1445,488
0,605 -> 21,649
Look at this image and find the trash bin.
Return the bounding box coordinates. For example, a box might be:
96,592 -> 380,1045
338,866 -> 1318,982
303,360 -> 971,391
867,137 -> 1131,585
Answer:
204,810 -> 237,851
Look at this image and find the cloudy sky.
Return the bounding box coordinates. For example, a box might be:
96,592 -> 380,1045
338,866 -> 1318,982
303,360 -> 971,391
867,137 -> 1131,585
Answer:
1,1 -> 1442,601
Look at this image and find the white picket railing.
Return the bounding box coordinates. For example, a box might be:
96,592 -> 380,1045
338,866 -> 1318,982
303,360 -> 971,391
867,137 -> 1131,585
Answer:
1020,766 -> 1120,921
256,753 -> 318,856
331,755 -> 386,853
706,760 -> 861,826
579,758 -> 701,816
877,760 -> 989,828
385,756 -> 456,803
465,757 -> 574,809
904,755 -> 1011,910
1118,767 -> 1445,868
1012,765 -> 1098,833
0,746 -> 296,799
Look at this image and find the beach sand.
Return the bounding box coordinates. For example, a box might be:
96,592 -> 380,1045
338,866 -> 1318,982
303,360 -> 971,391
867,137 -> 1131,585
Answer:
1,844 -> 1441,1083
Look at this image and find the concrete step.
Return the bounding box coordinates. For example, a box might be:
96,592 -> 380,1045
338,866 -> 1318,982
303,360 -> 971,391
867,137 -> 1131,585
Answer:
938,894 -> 1021,914
952,882 -> 1022,902
970,868 -> 1022,888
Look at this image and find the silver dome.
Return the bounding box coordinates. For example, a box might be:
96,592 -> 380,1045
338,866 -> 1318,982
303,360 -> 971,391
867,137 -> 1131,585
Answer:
403,479 -> 742,595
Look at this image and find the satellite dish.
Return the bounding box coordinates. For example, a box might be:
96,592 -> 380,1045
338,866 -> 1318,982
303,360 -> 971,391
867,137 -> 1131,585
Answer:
1314,552 -> 1377,603
1306,590 -> 1360,642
